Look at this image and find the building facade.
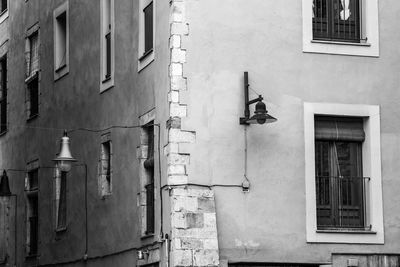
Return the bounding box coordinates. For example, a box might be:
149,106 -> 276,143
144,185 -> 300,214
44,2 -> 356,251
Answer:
0,0 -> 399,266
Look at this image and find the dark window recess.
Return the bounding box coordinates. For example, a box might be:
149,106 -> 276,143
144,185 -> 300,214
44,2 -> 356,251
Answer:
0,57 -> 7,134
105,30 -> 111,79
144,124 -> 155,234
103,141 -> 111,183
143,2 -> 153,55
55,12 -> 67,69
313,0 -> 360,42
0,0 -> 7,14
28,76 -> 39,118
28,169 -> 39,190
315,116 -> 368,230
57,171 -> 67,229
27,194 -> 38,256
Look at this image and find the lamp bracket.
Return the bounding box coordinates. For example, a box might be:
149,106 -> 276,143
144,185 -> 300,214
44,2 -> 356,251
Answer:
240,72 -> 264,125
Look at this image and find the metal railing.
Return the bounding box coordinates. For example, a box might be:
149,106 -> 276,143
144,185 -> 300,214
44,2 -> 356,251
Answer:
316,175 -> 369,229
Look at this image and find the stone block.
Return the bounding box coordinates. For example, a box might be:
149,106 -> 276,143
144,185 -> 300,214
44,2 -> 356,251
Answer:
171,76 -> 187,91
170,103 -> 187,117
169,35 -> 181,48
169,129 -> 195,143
173,228 -> 218,239
204,238 -> 219,250
168,164 -> 186,175
168,175 -> 188,185
171,2 -> 185,22
204,213 -> 217,229
170,22 -> 189,35
164,142 -> 179,155
186,212 -> 204,228
169,63 -> 183,76
168,90 -> 180,103
193,249 -> 219,266
172,212 -> 187,229
171,48 -> 186,63
180,238 -> 203,250
173,196 -> 198,212
168,153 -> 190,165
198,197 -> 215,212
167,117 -> 181,129
171,249 -> 193,266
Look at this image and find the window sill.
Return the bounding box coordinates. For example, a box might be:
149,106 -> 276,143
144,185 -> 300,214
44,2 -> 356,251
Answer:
55,226 -> 67,233
25,72 -> 39,84
317,229 -> 376,234
141,233 -> 155,240
138,49 -> 155,72
139,49 -> 154,62
0,10 -> 8,24
27,114 -> 39,122
102,76 -> 111,84
0,130 -> 7,137
25,253 -> 39,259
55,64 -> 67,73
311,40 -> 371,47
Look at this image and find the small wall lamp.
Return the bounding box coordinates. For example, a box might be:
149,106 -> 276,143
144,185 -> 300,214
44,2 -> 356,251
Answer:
53,130 -> 77,172
239,72 -> 277,125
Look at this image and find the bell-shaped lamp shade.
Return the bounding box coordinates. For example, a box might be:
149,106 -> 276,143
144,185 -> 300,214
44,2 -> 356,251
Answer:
53,131 -> 77,172
0,170 -> 11,196
247,100 -> 277,125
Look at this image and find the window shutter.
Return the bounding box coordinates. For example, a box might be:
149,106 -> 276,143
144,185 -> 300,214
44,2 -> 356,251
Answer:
315,116 -> 365,141
29,34 -> 39,75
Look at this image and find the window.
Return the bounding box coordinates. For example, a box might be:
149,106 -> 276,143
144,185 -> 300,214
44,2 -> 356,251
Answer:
54,168 -> 67,231
100,0 -> 114,91
99,139 -> 112,197
0,56 -> 6,134
53,1 -> 69,80
25,31 -> 39,119
0,0 -> 8,24
138,0 -> 155,71
144,124 -> 155,234
26,169 -> 39,256
313,0 -> 360,42
302,0 -> 379,56
304,103 -> 384,244
315,116 -> 368,230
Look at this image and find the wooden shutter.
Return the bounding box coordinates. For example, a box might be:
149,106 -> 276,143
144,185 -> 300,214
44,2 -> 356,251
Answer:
315,116 -> 365,141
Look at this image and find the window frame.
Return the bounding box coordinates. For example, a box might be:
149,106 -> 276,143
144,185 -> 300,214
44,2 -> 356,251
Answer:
54,167 -> 68,232
0,0 -> 8,24
100,0 -> 114,92
53,1 -> 69,81
304,102 -> 384,244
0,55 -> 7,135
25,28 -> 40,121
302,0 -> 379,57
25,167 -> 39,257
138,0 -> 155,72
98,134 -> 112,198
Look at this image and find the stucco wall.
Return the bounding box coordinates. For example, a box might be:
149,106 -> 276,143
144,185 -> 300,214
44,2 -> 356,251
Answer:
182,0 -> 400,264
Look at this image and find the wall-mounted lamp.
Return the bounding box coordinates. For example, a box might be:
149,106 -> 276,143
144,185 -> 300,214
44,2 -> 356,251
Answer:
239,72 -> 277,125
0,170 -> 12,196
53,130 -> 77,172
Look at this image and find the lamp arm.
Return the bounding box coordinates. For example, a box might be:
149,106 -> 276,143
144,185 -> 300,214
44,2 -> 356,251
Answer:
247,95 -> 263,106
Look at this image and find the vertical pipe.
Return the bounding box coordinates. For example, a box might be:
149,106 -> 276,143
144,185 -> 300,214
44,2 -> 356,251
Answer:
244,72 -> 249,120
84,163 -> 88,261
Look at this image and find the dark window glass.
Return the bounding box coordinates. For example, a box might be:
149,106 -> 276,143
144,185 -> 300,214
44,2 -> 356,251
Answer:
144,124 -> 154,234
28,77 -> 39,118
27,194 -> 38,255
315,116 -> 367,229
0,0 -> 7,14
313,0 -> 360,42
143,2 -> 153,55
105,32 -> 111,79
28,169 -> 39,190
55,12 -> 67,70
0,57 -> 7,134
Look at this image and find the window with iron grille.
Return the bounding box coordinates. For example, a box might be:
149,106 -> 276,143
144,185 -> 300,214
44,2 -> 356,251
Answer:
26,169 -> 39,256
0,56 -> 7,134
144,124 -> 155,234
313,0 -> 361,42
26,31 -> 39,119
314,116 -> 369,230
0,0 -> 7,15
99,140 -> 112,197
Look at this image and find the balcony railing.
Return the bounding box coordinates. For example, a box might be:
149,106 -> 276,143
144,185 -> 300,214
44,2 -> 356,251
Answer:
316,176 -> 370,229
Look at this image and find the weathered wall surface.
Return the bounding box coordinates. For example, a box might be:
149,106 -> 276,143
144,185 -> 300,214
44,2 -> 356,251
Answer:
0,0 -> 170,266
181,0 -> 400,265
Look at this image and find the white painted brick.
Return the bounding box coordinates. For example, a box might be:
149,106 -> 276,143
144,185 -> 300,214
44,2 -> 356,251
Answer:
169,35 -> 181,48
171,22 -> 189,35
171,48 -> 186,63
170,63 -> 183,76
168,164 -> 186,175
164,143 -> 179,155
169,129 -> 195,143
168,90 -> 180,103
168,175 -> 188,185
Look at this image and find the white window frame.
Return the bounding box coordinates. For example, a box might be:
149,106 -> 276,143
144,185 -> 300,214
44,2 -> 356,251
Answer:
53,1 -> 69,81
302,0 -> 379,57
100,0 -> 114,92
138,0 -> 155,72
304,102 -> 384,244
0,0 -> 9,24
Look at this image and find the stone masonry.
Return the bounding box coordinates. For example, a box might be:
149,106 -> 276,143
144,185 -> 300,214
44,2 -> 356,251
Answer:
166,1 -> 220,266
